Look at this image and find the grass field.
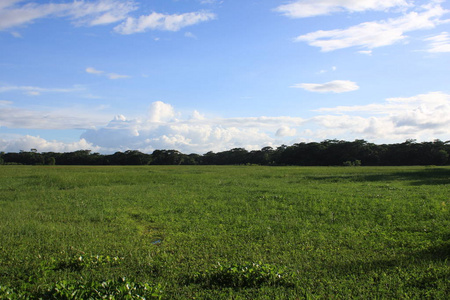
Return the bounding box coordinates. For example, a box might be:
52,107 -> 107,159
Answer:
0,165 -> 449,299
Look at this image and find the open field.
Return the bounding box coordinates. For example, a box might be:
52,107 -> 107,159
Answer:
0,165 -> 449,299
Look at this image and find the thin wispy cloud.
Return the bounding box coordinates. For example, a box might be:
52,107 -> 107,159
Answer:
0,100 -> 13,106
0,0 -> 137,31
10,31 -> 21,38
0,104 -> 111,130
358,50 -> 373,55
184,31 -> 197,39
0,84 -> 83,96
292,80 -> 359,93
316,91 -> 450,114
86,67 -> 130,80
199,0 -> 223,4
294,3 -> 449,51
425,31 -> 450,52
0,0 -> 215,35
275,0 -> 410,18
114,11 -> 216,34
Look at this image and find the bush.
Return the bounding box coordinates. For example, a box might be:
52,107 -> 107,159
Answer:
190,262 -> 294,289
343,160 -> 361,166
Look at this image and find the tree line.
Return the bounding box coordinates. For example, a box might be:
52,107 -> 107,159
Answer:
1,139 -> 449,166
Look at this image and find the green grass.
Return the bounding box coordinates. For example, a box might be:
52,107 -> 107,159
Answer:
0,165 -> 449,299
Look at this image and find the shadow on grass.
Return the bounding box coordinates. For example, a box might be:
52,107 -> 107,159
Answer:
324,239 -> 449,277
413,240 -> 450,261
307,167 -> 450,186
363,168 -> 450,186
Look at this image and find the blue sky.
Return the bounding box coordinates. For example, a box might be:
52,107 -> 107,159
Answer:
1,0 -> 449,154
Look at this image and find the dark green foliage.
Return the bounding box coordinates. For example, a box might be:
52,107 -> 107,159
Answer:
1,139 -> 450,166
190,262 -> 294,288
0,254 -> 162,299
46,277 -> 162,300
343,160 -> 361,166
1,277 -> 162,300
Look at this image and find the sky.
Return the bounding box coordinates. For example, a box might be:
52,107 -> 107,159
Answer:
0,0 -> 449,154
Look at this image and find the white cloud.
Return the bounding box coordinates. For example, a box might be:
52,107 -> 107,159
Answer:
86,67 -> 130,80
107,73 -> 130,80
275,0 -> 409,18
0,84 -> 83,96
114,11 -> 216,34
0,100 -> 13,106
358,50 -> 373,55
86,67 -> 104,75
295,3 -> 449,51
317,66 -> 337,74
276,126 -> 297,137
0,1 -> 215,36
425,31 -> 450,52
312,91 -> 450,141
72,93 -> 450,152
2,94 -> 448,154
0,136 -> 99,153
0,0 -> 137,31
0,104 -> 111,130
10,31 -> 21,37
200,0 -> 223,4
80,118 -> 278,154
0,1 -> 22,11
316,91 -> 450,113
292,80 -> 359,93
148,101 -> 176,123
78,101 -> 306,153
184,31 -> 197,38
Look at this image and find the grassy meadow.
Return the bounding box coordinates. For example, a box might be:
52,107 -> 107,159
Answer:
0,165 -> 449,299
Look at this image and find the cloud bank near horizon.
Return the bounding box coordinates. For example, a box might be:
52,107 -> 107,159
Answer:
1,92 -> 449,153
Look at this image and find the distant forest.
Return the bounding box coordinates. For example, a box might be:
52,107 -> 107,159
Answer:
1,139 -> 449,166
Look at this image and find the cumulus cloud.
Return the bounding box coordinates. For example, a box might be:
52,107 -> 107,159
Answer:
71,101 -> 306,153
292,80 -> 359,93
0,0 -> 137,31
77,93 -> 449,153
80,103 -> 306,153
425,31 -> 450,52
148,101 -> 176,123
86,67 -> 130,80
295,3 -> 449,51
114,11 -> 216,34
276,126 -> 297,137
2,94 -> 449,154
275,0 -> 409,18
81,120 -> 275,154
313,91 -> 450,141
